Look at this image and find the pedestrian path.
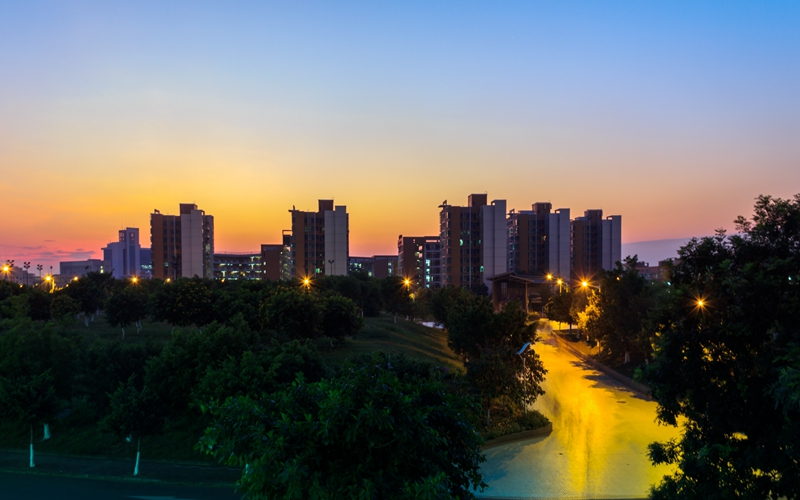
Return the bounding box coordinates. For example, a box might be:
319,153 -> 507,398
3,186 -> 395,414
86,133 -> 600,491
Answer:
478,334 -> 680,499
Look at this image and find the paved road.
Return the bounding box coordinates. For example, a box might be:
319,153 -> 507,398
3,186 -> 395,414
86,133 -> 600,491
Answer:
0,471 -> 242,500
478,333 -> 680,499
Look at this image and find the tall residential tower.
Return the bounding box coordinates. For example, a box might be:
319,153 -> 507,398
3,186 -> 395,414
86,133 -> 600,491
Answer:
289,199 -> 349,278
150,203 -> 214,280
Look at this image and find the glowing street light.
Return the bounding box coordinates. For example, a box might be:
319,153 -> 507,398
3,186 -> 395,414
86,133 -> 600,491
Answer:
303,277 -> 311,289
131,277 -> 139,284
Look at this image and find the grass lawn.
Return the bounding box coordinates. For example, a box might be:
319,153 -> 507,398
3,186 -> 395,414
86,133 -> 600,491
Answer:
316,314 -> 464,373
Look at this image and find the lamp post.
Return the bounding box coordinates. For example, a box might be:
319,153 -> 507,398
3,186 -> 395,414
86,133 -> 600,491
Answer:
2,262 -> 10,281
328,259 -> 335,276
516,342 -> 532,415
36,264 -> 43,281
23,262 -> 31,286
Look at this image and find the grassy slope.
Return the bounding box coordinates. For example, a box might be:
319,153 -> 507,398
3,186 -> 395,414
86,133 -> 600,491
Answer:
317,315 -> 463,374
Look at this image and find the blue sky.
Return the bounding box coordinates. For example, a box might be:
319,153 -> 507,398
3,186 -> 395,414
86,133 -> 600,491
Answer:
1,1 -> 798,268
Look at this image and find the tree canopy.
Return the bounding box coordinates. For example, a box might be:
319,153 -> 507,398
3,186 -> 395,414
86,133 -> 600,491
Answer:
643,194 -> 800,499
200,353 -> 487,499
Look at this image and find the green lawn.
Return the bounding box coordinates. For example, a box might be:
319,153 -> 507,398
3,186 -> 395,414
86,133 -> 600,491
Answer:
316,315 -> 464,374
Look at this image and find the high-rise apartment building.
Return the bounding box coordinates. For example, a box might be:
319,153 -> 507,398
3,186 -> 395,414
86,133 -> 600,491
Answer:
570,209 -> 621,281
150,203 -> 214,280
397,235 -> 441,288
507,204 -> 570,280
439,194 -> 507,290
103,228 -> 142,279
289,200 -> 349,278
261,233 -> 292,281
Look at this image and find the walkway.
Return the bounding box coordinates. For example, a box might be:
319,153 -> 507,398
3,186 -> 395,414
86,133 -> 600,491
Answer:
478,334 -> 680,499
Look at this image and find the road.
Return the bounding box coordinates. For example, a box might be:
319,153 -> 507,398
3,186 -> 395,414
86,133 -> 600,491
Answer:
478,333 -> 680,499
0,471 -> 242,500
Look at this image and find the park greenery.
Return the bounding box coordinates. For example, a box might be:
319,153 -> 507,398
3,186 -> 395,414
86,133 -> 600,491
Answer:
0,271 -> 551,497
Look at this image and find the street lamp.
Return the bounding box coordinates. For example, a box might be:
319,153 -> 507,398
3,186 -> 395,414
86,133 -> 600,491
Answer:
2,263 -> 10,281
556,278 -> 564,294
517,342 -> 532,415
23,262 -> 31,286
303,277 -> 311,290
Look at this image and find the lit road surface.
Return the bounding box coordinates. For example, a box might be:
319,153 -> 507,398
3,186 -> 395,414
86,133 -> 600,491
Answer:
478,334 -> 680,499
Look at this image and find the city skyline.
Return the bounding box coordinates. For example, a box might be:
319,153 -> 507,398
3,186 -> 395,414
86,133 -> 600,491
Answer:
2,2 -> 799,270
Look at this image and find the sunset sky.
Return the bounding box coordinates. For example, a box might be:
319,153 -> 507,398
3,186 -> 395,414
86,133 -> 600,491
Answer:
2,1 -> 799,271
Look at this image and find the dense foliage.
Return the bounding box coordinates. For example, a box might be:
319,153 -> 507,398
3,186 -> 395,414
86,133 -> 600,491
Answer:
200,353 -> 487,499
643,195 -> 800,499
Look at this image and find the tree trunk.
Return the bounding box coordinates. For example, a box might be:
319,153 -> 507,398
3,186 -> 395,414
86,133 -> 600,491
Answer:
29,424 -> 35,468
486,406 -> 491,427
393,314 -> 397,324
43,423 -> 50,440
84,315 -> 89,327
134,437 -> 140,476
122,327 -> 125,339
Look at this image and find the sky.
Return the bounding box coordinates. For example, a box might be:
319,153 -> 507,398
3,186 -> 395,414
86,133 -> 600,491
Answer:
1,1 -> 799,271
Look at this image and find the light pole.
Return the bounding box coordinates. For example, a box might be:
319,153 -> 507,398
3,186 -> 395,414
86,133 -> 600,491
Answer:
516,342 -> 532,415
23,262 -> 31,286
36,264 -> 43,281
328,259 -> 334,276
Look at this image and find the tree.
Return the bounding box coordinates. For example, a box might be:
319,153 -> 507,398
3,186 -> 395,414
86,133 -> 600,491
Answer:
642,195 -> 800,499
144,317 -> 261,416
100,375 -> 162,476
193,340 -> 328,408
65,272 -> 114,325
321,293 -> 364,342
105,286 -> 148,337
150,279 -> 213,330
578,256 -> 666,366
0,318 -> 76,467
260,288 -> 323,340
380,276 -> 413,322
50,294 -> 80,321
200,353 -> 487,499
543,290 -> 573,329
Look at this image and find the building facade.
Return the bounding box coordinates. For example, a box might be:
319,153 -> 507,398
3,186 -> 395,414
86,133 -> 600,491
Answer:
570,209 -> 622,281
261,233 -> 292,281
397,235 -> 441,288
151,203 -> 214,280
507,204 -> 570,280
289,199 -> 349,278
214,253 -> 261,280
60,259 -> 105,277
439,194 -> 507,290
103,227 -> 142,279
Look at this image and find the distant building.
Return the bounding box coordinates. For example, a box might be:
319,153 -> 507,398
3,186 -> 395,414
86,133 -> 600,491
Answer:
139,248 -> 152,279
60,259 -> 105,277
103,228 -> 142,279
261,233 -> 292,281
289,199 -> 348,278
348,255 -> 398,278
632,258 -> 673,282
507,203 -> 570,280
570,209 -> 621,282
150,203 -> 214,280
214,253 -> 261,280
348,256 -> 374,276
372,255 -> 398,279
439,194 -> 507,290
397,235 -> 441,288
